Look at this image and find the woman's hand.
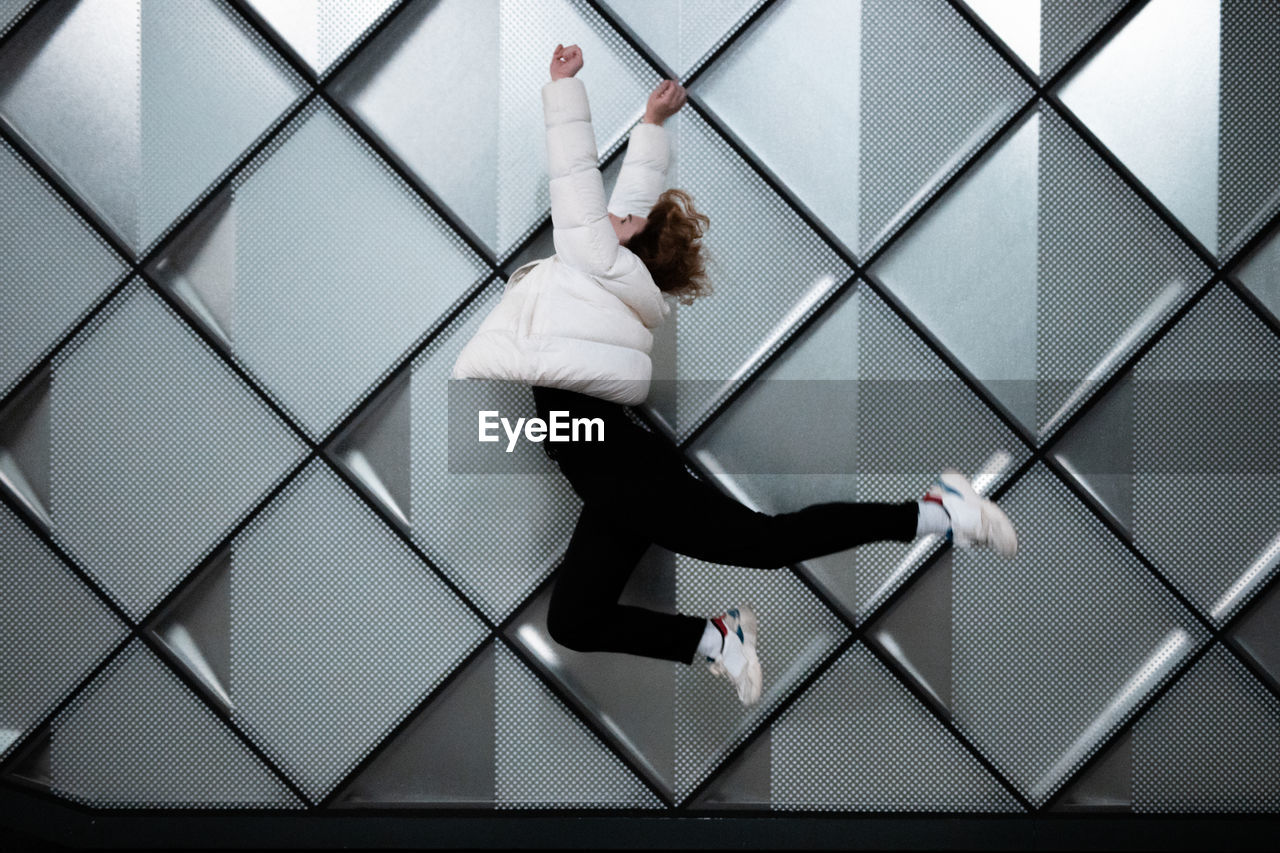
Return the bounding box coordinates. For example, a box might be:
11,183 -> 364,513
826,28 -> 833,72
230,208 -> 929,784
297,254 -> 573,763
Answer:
550,43 -> 583,80
643,79 -> 687,126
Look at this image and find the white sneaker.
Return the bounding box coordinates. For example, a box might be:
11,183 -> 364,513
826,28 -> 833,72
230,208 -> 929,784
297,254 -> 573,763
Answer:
927,468 -> 1018,558
705,605 -> 763,706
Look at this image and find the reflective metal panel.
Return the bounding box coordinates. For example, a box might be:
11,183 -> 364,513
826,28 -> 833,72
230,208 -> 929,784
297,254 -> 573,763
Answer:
964,0 -> 1128,79
697,0 -> 1029,259
1229,579 -> 1280,688
690,285 -> 1027,624
1128,284 -> 1280,625
1132,645 -> 1280,812
329,642 -> 498,808
770,643 -> 1021,811
494,641 -> 663,808
0,138 -> 129,399
873,105 -> 1208,440
47,639 -> 303,808
209,458 -> 487,803
45,279 -> 309,622
328,0 -> 658,259
0,0 -> 307,257
0,503 -> 126,760
600,0 -> 763,78
1234,218 -> 1280,323
948,463 -> 1207,806
148,99 -> 489,441
504,547 -> 678,799
1055,0 -> 1280,261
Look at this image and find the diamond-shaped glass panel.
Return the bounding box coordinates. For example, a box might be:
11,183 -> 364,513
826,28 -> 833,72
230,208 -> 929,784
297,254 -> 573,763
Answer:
873,104 -> 1210,440
46,639 -> 303,809
689,284 -> 1028,624
1,137 -> 130,399
940,463 -> 1208,806
0,0 -> 307,258
0,502 -> 127,760
45,278 -> 309,622
694,0 -> 1030,259
1131,644 -> 1280,813
599,0 -> 763,78
1057,0 -> 1280,262
147,99 -> 489,441
162,457 -> 488,803
407,280 -> 582,622
328,0 -> 659,259
241,0 -> 400,79
1053,283 -> 1280,625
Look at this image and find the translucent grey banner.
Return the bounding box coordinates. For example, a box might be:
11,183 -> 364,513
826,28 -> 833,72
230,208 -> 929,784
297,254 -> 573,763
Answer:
446,378 -> 1280,475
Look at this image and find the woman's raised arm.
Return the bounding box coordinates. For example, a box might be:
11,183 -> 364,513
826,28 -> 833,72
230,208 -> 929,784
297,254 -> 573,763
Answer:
543,44 -> 623,277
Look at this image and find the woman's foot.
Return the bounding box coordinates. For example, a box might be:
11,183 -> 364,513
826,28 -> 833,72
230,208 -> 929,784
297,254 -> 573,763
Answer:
925,468 -> 1018,557
704,606 -> 763,706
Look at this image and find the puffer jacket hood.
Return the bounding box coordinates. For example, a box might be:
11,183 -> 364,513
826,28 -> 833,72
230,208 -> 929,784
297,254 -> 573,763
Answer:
450,76 -> 672,406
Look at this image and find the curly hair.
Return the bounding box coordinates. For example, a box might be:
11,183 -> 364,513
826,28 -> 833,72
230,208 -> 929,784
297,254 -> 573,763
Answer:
626,188 -> 713,306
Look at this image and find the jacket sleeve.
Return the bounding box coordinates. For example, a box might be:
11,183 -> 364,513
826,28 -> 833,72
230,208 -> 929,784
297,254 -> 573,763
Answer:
543,77 -> 624,278
607,121 -> 669,218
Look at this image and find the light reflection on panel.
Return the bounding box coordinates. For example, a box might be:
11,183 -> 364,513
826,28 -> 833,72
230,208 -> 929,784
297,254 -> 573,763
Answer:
147,99 -> 489,441
0,0 -> 307,257
640,106 -> 852,439
696,0 -> 1029,259
600,0 -> 763,78
873,105 -> 1209,441
947,463 -> 1206,806
0,503 -> 127,762
241,0 -> 399,78
0,138 -> 130,399
407,280 -> 583,623
328,0 -> 658,259
689,285 -> 1027,624
45,279 -> 309,623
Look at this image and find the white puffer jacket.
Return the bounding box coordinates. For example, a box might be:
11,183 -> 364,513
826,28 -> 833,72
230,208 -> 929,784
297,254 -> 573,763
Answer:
450,76 -> 672,406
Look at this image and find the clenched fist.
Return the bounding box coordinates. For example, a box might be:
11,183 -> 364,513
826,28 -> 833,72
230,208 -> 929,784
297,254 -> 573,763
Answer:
643,79 -> 687,126
550,43 -> 582,80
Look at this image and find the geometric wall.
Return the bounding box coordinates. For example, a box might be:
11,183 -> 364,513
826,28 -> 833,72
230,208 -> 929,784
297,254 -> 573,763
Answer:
3,0 -> 1280,841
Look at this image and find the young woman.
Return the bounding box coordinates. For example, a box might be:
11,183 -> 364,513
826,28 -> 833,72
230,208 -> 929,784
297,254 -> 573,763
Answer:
452,43 -> 1018,706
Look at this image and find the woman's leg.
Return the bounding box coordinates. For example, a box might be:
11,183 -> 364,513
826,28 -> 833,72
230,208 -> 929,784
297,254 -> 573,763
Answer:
535,385 -> 919,569
544,502 -> 707,663
638,464 -> 919,569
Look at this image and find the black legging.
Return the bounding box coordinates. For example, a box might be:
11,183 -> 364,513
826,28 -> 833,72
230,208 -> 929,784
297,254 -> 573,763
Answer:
531,385 -> 918,664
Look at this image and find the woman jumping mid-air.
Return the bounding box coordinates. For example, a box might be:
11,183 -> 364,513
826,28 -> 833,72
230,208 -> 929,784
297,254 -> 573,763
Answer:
452,43 -> 1018,706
